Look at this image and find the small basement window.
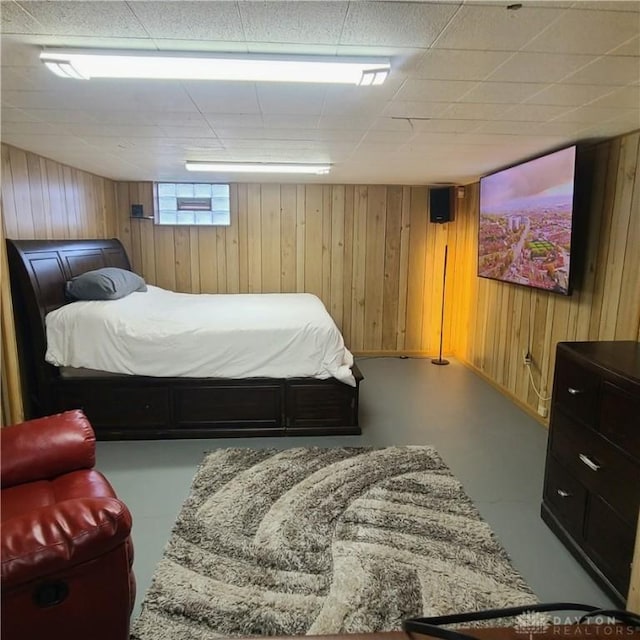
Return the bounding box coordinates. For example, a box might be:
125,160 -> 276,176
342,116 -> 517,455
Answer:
154,183 -> 231,226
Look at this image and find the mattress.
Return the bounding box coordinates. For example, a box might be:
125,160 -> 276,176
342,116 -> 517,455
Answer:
45,286 -> 355,386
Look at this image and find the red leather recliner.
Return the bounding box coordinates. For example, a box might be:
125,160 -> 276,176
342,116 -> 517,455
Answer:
1,410 -> 135,640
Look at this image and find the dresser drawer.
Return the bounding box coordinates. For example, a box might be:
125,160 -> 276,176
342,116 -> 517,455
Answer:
551,410 -> 640,525
584,495 -> 635,596
543,456 -> 587,538
553,354 -> 601,427
600,382 -> 640,459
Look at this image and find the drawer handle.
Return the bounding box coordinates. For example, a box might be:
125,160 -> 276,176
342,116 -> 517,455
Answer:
567,387 -> 583,395
556,489 -> 572,498
579,454 -> 601,472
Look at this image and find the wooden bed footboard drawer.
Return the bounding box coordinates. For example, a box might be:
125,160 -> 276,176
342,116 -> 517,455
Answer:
174,384 -> 282,428
286,381 -> 359,429
58,384 -> 170,428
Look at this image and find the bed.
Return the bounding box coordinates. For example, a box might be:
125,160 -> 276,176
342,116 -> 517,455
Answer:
7,238 -> 362,440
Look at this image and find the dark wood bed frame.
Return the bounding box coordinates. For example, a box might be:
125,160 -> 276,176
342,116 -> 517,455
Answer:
7,238 -> 362,440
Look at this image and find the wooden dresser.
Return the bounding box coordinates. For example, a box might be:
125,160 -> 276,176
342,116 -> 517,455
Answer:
541,341 -> 640,605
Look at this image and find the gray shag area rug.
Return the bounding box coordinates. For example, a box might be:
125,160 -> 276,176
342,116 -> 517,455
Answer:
131,446 -> 536,640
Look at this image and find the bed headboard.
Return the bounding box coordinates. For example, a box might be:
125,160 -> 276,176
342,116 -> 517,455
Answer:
6,238 -> 131,417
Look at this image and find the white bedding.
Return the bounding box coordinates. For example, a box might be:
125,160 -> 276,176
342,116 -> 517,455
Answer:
45,286 -> 355,386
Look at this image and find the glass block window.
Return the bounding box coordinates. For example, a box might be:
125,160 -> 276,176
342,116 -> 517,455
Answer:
154,183 -> 230,226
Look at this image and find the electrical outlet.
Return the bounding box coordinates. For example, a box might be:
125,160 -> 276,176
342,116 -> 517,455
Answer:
537,402 -> 548,418
523,351 -> 532,366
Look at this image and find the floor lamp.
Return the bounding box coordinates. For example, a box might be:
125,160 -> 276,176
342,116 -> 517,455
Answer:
432,244 -> 449,366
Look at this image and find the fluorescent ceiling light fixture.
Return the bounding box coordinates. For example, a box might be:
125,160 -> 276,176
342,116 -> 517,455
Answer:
185,162 -> 331,175
40,49 -> 390,85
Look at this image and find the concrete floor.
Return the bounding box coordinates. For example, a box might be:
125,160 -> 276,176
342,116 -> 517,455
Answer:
96,356 -> 615,622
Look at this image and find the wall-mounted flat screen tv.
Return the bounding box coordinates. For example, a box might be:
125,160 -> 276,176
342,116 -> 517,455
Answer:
478,145 -> 577,296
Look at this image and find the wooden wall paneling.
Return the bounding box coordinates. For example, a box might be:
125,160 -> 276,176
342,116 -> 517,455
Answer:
247,184 -> 262,293
396,186 -> 411,351
295,185 -> 306,293
189,228 -> 201,293
173,227 -> 192,293
62,166 -> 80,237
115,181 -> 133,259
1,146 -> 20,238
154,226 -> 177,291
260,184 -> 281,293
405,187 -> 427,352
215,226 -> 227,294
127,184 -> 143,274
575,144 -> 608,340
45,159 -> 68,239
350,186 -> 368,351
9,148 -> 36,239
25,152 -> 47,239
421,209 -> 439,353
364,185 -> 386,350
304,185 -> 324,299
237,184 -> 249,293
280,184 -> 297,293
382,185 -> 402,351
616,149 -> 640,339
588,139 -> 621,340
197,226 -> 217,293
321,186 -> 332,308
599,133 -> 639,340
330,185 -> 345,330
341,185 -> 354,346
225,184 -> 240,294
138,184 -> 157,285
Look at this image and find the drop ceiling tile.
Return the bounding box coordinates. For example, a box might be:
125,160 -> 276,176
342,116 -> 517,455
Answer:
140,112 -> 209,126
552,105 -> 638,123
524,9 -> 640,54
587,85 -> 640,109
246,42 -> 338,55
562,56 -> 640,85
353,140 -> 405,154
474,120 -> 580,136
575,119 -> 640,139
394,79 -> 478,103
262,114 -> 320,129
0,1 -> 42,34
359,129 -> 414,144
433,4 -> 566,51
318,115 -> 376,130
239,1 -> 348,45
410,118 -> 480,134
499,104 -> 573,122
184,83 -> 261,114
571,1 -> 640,11
459,82 -> 547,104
1,107 -> 45,123
15,1 -> 146,37
128,1 -> 244,41
1,36 -> 42,66
153,39 -> 249,53
159,125 -> 218,138
438,102 -> 512,120
609,36 -> 640,56
340,1 -> 459,47
487,52 -> 596,83
1,121 -> 68,135
382,101 -> 450,119
524,84 -> 620,106
203,113 -> 264,128
412,49 -> 512,81
1,65 -> 70,91
256,85 -> 327,115
19,108 -> 100,125
65,124 -> 164,138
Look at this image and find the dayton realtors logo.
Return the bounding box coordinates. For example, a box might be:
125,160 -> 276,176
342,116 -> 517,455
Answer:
514,611 -> 636,638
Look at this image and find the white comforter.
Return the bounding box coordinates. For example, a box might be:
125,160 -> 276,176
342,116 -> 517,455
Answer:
45,286 -> 355,386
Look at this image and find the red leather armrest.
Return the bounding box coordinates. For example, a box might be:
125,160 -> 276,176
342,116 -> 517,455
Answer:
1,411 -> 96,488
1,497 -> 132,589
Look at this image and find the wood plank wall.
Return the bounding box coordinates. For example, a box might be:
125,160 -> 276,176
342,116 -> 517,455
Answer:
449,131 -> 640,419
0,143 -> 117,423
114,182 -> 455,355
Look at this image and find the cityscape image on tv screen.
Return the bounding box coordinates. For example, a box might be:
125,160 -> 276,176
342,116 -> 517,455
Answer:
478,146 -> 576,295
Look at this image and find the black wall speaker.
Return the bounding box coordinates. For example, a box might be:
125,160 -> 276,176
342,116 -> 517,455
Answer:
429,187 -> 454,223
131,204 -> 144,218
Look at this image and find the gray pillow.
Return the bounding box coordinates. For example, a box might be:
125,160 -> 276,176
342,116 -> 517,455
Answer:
66,267 -> 147,301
